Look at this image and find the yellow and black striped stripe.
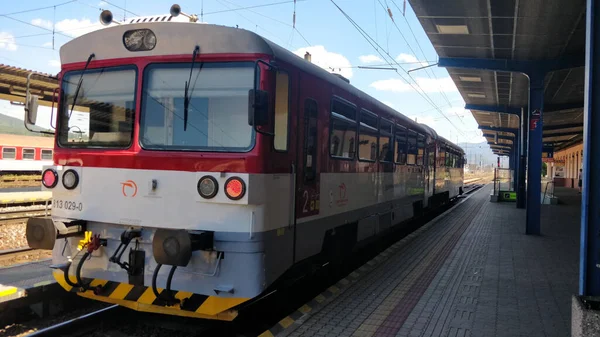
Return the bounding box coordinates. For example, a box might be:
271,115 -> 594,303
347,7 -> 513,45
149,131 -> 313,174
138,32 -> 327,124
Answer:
257,276 -> 356,337
52,271 -> 249,321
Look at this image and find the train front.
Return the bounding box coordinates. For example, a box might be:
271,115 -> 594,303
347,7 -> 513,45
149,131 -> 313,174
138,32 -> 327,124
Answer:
24,8 -> 288,321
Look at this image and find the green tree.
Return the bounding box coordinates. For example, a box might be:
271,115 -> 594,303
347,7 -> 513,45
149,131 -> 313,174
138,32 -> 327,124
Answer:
542,162 -> 547,177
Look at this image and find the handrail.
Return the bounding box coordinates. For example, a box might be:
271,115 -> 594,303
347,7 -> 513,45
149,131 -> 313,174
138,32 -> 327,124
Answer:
543,180 -> 555,204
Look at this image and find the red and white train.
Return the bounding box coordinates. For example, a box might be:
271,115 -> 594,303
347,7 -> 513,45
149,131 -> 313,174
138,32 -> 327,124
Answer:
25,5 -> 464,321
0,134 -> 54,173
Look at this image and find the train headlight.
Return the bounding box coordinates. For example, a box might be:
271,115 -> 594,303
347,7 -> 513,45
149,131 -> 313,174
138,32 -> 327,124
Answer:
123,29 -> 157,51
42,169 -> 58,188
197,176 -> 218,199
62,169 -> 79,190
224,177 -> 246,200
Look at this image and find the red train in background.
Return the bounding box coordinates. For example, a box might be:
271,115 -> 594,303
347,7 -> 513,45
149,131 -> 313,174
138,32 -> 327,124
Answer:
0,134 -> 54,173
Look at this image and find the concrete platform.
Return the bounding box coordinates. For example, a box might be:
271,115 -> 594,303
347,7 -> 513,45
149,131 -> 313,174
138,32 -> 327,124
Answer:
0,259 -> 54,303
262,184 -> 581,337
0,191 -> 51,204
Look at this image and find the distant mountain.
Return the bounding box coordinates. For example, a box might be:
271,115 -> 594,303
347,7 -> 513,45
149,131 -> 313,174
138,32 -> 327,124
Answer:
0,113 -> 53,137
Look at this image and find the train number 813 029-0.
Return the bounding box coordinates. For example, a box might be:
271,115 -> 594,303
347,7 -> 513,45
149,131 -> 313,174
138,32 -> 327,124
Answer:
53,199 -> 83,212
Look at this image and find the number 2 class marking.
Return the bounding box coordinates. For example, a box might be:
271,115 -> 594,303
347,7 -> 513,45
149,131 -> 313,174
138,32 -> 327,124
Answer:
302,190 -> 309,213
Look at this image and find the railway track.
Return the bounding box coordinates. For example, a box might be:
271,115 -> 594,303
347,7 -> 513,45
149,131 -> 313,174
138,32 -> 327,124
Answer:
26,304 -> 122,337
25,304 -> 224,337
0,247 -> 34,256
0,206 -> 50,225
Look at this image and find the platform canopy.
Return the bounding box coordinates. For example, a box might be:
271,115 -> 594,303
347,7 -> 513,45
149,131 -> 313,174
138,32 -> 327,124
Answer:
0,64 -> 58,108
408,0 -> 585,155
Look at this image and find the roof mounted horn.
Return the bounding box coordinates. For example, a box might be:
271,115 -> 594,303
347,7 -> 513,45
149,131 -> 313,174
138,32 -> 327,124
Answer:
170,4 -> 198,22
100,10 -> 121,26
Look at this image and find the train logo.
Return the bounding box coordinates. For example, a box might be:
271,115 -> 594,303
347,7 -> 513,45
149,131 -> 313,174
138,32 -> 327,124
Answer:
336,183 -> 349,206
120,180 -> 138,197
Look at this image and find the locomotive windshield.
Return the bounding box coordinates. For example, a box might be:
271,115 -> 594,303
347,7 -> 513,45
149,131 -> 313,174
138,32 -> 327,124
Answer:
58,66 -> 137,148
140,62 -> 255,152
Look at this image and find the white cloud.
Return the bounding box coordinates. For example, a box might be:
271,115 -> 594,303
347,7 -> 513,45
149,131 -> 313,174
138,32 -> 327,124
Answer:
98,1 -> 107,6
48,60 -> 60,68
396,53 -> 428,67
359,54 -> 384,64
42,41 -> 53,47
55,18 -> 103,37
0,32 -> 17,51
293,45 -> 353,79
31,19 -> 53,30
370,76 -> 457,94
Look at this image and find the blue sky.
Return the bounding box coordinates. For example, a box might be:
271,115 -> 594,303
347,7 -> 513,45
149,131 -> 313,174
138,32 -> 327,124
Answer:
0,0 -> 492,150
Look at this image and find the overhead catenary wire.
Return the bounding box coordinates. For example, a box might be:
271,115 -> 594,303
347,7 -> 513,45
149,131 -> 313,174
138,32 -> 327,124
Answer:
218,0 -> 311,46
0,14 -> 72,39
329,0 -> 466,138
204,0 -> 305,16
0,0 -> 76,16
390,0 -> 457,111
99,0 -> 139,17
377,0 -> 459,124
214,0 -> 304,50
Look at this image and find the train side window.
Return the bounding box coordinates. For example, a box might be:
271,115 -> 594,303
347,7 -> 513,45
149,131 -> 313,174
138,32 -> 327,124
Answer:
445,151 -> 452,167
394,125 -> 407,164
358,109 -> 378,161
416,134 -> 425,166
274,71 -> 290,151
41,149 -> 53,160
22,148 -> 35,160
407,130 -> 417,165
304,99 -> 318,181
438,147 -> 445,167
330,98 -> 357,159
2,147 -> 15,159
379,118 -> 393,162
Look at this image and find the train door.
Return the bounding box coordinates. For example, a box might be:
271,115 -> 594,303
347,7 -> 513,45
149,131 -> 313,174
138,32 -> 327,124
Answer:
294,96 -> 320,262
426,140 -> 436,206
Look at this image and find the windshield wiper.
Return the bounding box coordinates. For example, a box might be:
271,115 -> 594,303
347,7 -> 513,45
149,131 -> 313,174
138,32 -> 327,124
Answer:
183,46 -> 200,131
69,53 -> 95,118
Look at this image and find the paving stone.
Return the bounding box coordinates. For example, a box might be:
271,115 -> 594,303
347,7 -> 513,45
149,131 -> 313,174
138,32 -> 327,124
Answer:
280,186 -> 579,337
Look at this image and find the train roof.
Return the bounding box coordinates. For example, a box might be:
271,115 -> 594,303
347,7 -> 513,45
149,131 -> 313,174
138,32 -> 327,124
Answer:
61,22 -> 463,152
0,134 -> 54,147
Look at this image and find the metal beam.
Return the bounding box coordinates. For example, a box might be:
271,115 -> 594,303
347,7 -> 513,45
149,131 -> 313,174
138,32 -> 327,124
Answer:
545,102 -> 584,112
439,55 -> 584,75
489,142 -> 512,147
543,131 -> 581,138
483,132 -> 515,138
580,0 -> 600,296
483,134 -> 515,142
489,144 -> 511,148
544,123 -> 583,131
465,104 -> 521,115
478,126 -> 518,134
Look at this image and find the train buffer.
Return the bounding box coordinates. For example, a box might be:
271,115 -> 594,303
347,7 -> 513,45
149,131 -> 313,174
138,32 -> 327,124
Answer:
260,184 -> 580,337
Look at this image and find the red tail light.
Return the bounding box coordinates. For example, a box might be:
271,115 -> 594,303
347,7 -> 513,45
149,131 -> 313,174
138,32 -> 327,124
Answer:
42,169 -> 58,188
224,177 -> 246,200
